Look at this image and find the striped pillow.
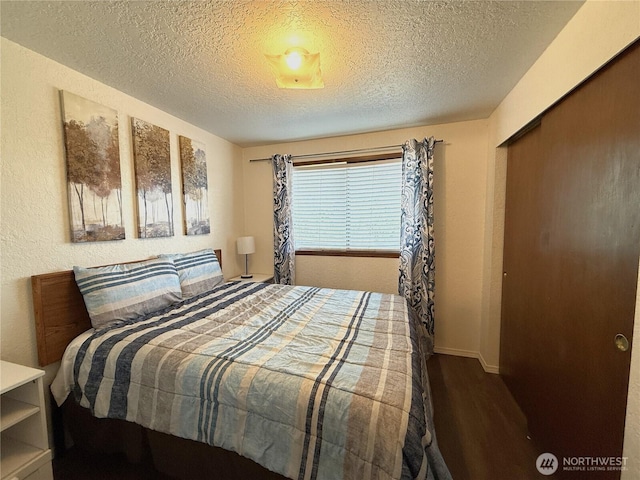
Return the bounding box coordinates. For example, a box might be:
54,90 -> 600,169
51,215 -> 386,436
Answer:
159,249 -> 223,298
73,258 -> 182,329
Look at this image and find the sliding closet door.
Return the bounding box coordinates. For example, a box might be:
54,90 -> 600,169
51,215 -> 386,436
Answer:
500,123 -> 544,424
501,40 -> 640,476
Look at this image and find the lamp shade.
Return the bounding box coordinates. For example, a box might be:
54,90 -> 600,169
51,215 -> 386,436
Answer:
237,236 -> 256,255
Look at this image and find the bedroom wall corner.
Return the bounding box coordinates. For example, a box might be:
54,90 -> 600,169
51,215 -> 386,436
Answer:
477,140 -> 507,374
479,1 -> 640,474
622,256 -> 640,480
0,37 -> 245,374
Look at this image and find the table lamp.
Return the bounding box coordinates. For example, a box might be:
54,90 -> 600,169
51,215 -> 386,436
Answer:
236,236 -> 255,279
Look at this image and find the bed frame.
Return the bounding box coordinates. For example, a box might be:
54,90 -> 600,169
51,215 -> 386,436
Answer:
31,249 -> 222,367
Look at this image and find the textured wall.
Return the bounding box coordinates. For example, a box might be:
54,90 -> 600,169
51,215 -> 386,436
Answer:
295,256 -> 399,295
241,119 -> 489,358
0,39 -> 246,374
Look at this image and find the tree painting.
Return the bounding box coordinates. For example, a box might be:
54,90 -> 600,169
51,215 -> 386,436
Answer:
131,118 -> 173,238
61,91 -> 124,242
179,136 -> 210,235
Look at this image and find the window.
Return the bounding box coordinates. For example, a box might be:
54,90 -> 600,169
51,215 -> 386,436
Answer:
292,159 -> 401,255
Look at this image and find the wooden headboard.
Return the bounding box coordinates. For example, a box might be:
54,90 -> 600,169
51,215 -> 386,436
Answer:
31,249 -> 222,367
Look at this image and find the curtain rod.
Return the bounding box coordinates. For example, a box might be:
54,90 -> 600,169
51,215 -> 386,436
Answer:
248,139 -> 444,163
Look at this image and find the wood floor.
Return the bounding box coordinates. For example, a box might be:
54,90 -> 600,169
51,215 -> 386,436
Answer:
53,354 -> 543,479
427,354 -> 545,479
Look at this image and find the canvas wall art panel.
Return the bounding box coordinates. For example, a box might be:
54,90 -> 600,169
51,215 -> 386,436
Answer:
61,91 -> 124,242
179,135 -> 210,235
131,118 -> 174,238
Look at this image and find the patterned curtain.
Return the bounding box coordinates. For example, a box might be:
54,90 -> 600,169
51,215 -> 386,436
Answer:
272,154 -> 295,285
399,137 -> 436,342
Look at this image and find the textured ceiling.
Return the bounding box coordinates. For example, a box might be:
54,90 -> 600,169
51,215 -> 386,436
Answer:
1,1 -> 583,147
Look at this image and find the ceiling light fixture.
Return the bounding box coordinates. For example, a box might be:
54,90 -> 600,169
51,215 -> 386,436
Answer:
265,47 -> 324,89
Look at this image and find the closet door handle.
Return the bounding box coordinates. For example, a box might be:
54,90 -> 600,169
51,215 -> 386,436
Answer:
614,334 -> 629,352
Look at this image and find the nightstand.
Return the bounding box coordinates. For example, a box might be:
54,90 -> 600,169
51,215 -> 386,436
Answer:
229,273 -> 274,284
1,361 -> 53,480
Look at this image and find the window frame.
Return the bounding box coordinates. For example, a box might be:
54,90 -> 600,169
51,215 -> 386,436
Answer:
292,152 -> 402,258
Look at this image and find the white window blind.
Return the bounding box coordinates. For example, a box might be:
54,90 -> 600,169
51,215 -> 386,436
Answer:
292,160 -> 401,251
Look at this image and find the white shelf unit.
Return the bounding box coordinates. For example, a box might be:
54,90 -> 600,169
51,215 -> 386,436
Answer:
1,361 -> 53,480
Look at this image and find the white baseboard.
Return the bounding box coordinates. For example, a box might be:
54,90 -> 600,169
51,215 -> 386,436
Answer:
433,346 -> 500,374
433,346 -> 478,358
478,352 -> 500,374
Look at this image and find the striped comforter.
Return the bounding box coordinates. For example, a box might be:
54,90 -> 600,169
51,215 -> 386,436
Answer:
71,281 -> 451,480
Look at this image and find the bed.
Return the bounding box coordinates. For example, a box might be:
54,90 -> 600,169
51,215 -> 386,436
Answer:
32,248 -> 451,480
